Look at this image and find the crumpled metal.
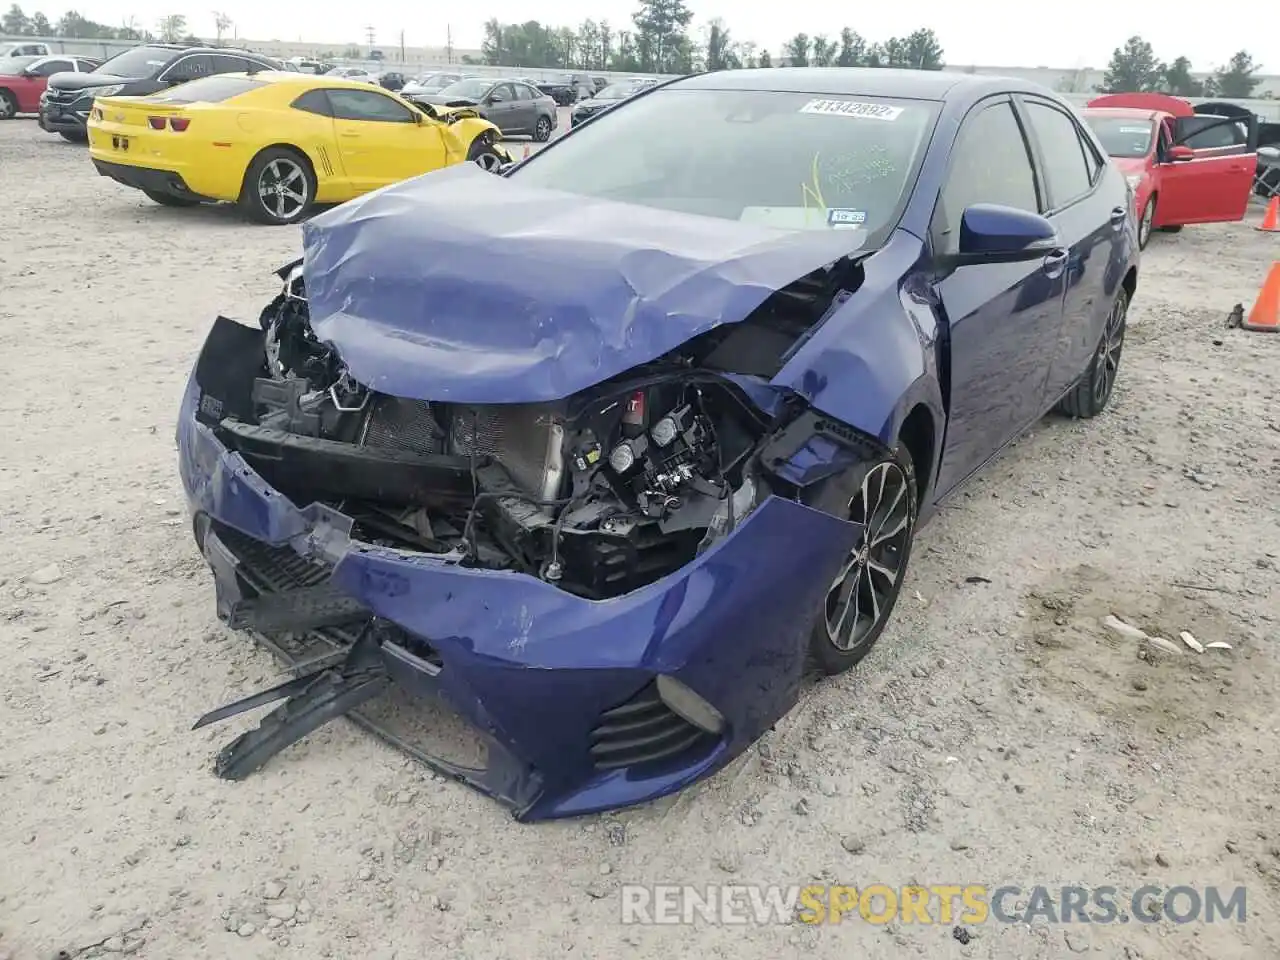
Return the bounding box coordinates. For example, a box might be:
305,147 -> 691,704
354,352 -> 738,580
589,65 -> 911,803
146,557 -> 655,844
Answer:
300,163 -> 865,403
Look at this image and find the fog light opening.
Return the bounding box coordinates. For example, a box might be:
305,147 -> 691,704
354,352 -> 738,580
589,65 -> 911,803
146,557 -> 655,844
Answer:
656,675 -> 726,735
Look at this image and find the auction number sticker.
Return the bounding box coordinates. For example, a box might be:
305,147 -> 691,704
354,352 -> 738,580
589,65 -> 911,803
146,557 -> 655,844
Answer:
799,98 -> 904,121
1119,125 -> 1152,133
827,208 -> 868,228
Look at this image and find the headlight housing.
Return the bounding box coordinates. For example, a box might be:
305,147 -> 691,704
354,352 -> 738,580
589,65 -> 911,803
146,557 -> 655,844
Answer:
91,84 -> 125,98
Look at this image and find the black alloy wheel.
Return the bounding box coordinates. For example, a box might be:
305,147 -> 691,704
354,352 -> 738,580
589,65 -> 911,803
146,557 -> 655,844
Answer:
1054,287 -> 1129,419
806,443 -> 918,675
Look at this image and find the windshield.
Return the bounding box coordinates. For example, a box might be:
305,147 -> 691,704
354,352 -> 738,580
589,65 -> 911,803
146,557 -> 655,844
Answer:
412,74 -> 457,92
514,88 -> 937,244
94,45 -> 174,78
1085,116 -> 1156,159
438,78 -> 491,100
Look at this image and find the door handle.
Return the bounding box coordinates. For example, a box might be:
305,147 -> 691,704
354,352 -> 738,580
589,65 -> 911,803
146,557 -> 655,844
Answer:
340,131 -> 359,138
1041,248 -> 1068,278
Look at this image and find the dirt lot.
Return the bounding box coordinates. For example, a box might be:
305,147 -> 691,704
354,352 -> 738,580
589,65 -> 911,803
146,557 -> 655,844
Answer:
1,118 -> 1278,960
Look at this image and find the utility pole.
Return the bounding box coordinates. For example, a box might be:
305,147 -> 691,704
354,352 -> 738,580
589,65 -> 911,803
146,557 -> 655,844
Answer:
446,24 -> 453,64
399,29 -> 405,66
365,25 -> 375,50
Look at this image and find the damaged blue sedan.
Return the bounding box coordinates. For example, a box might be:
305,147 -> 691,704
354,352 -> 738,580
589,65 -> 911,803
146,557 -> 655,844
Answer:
179,68 -> 1139,820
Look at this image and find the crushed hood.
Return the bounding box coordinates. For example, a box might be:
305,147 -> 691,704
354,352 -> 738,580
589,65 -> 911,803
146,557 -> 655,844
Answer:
300,163 -> 865,404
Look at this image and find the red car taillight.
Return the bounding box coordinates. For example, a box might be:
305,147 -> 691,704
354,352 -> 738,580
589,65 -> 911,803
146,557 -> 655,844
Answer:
147,116 -> 190,131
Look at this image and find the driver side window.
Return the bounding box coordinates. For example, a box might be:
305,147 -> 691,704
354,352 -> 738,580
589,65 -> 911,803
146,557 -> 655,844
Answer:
933,99 -> 1040,255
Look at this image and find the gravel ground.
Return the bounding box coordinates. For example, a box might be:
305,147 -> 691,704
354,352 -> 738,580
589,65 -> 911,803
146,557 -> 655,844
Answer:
1,118 -> 1278,960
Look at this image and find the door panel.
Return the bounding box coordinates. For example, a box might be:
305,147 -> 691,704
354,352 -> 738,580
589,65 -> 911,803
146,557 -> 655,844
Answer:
932,98 -> 1068,498
326,88 -> 447,192
1167,115 -> 1256,222
1019,97 -> 1118,404
484,82 -> 521,133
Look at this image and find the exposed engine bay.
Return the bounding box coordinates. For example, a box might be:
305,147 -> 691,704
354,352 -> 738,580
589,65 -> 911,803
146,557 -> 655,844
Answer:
205,263 -> 853,600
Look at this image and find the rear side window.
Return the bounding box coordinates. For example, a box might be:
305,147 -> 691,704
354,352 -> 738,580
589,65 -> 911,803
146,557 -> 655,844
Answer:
149,75 -> 265,104
1023,101 -> 1094,208
162,55 -> 214,83
936,99 -> 1039,252
31,59 -> 72,76
292,89 -> 332,116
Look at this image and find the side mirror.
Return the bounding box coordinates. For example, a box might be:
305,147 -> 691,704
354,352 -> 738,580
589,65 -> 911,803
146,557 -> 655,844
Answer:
949,203 -> 1060,266
1167,145 -> 1194,162
487,93 -> 504,104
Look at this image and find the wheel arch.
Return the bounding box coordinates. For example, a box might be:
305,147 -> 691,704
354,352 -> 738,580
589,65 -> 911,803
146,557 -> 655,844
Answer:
1122,264 -> 1138,302
897,403 -> 936,508
239,143 -> 317,201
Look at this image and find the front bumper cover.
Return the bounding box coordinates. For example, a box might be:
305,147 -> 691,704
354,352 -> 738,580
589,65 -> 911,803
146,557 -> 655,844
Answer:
178,318 -> 859,820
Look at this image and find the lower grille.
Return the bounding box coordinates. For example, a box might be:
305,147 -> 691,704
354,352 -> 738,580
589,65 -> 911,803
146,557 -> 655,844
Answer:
214,522 -> 333,593
589,682 -> 717,771
446,403 -> 563,500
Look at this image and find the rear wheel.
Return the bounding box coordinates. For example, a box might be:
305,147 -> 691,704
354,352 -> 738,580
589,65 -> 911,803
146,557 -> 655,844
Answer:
1054,287 -> 1128,419
238,147 -> 315,225
0,91 -> 16,120
1159,224 -> 1183,234
143,189 -> 200,208
805,442 -> 918,675
533,115 -> 552,142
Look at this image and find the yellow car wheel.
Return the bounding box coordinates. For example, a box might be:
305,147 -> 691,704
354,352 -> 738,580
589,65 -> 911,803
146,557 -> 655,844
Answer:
238,147 -> 316,226
467,137 -> 505,173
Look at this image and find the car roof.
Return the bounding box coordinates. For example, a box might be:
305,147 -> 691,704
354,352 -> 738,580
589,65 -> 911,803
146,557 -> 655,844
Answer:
222,71 -> 400,91
1083,106 -> 1165,121
670,67 -> 1058,102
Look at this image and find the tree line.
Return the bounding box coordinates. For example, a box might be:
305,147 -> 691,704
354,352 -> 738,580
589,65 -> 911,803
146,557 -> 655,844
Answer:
1101,35 -> 1263,98
1,5 -> 198,42
477,0 -> 944,74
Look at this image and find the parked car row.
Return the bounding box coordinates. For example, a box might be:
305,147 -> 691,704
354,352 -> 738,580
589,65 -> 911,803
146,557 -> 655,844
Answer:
570,76 -> 658,127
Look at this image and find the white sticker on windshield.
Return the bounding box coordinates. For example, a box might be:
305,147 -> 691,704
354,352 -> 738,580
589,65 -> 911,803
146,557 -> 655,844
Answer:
1119,125 -> 1150,133
827,208 -> 867,228
799,98 -> 903,121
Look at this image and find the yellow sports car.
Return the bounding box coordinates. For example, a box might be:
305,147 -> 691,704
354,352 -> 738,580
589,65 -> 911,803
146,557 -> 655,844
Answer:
87,71 -> 510,224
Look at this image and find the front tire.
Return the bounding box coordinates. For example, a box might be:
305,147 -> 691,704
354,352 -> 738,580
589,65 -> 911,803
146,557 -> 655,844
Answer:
805,441 -> 918,675
1137,195 -> 1155,250
533,115 -> 552,142
238,147 -> 315,225
466,137 -> 504,172
0,91 -> 16,120
1054,287 -> 1128,419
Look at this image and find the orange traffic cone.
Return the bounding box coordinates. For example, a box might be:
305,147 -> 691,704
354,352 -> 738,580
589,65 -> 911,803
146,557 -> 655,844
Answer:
1243,261 -> 1280,331
1257,196 -> 1280,232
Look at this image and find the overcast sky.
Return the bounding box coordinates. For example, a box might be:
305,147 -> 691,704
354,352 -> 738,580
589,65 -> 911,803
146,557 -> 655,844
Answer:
35,1 -> 1262,73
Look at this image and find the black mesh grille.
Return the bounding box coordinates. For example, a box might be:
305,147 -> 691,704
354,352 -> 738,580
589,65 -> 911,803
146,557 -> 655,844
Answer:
213,522 -> 332,592
589,682 -> 717,771
446,404 -> 556,499
360,396 -> 445,454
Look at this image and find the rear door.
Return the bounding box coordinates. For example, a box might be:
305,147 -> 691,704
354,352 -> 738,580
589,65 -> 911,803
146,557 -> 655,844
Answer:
1166,115 -> 1255,222
1018,96 -> 1121,403
931,96 -> 1068,497
326,87 -> 446,192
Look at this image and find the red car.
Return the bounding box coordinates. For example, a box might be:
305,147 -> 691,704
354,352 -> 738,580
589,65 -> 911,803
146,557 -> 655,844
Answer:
0,54 -> 101,120
1083,93 -> 1255,249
